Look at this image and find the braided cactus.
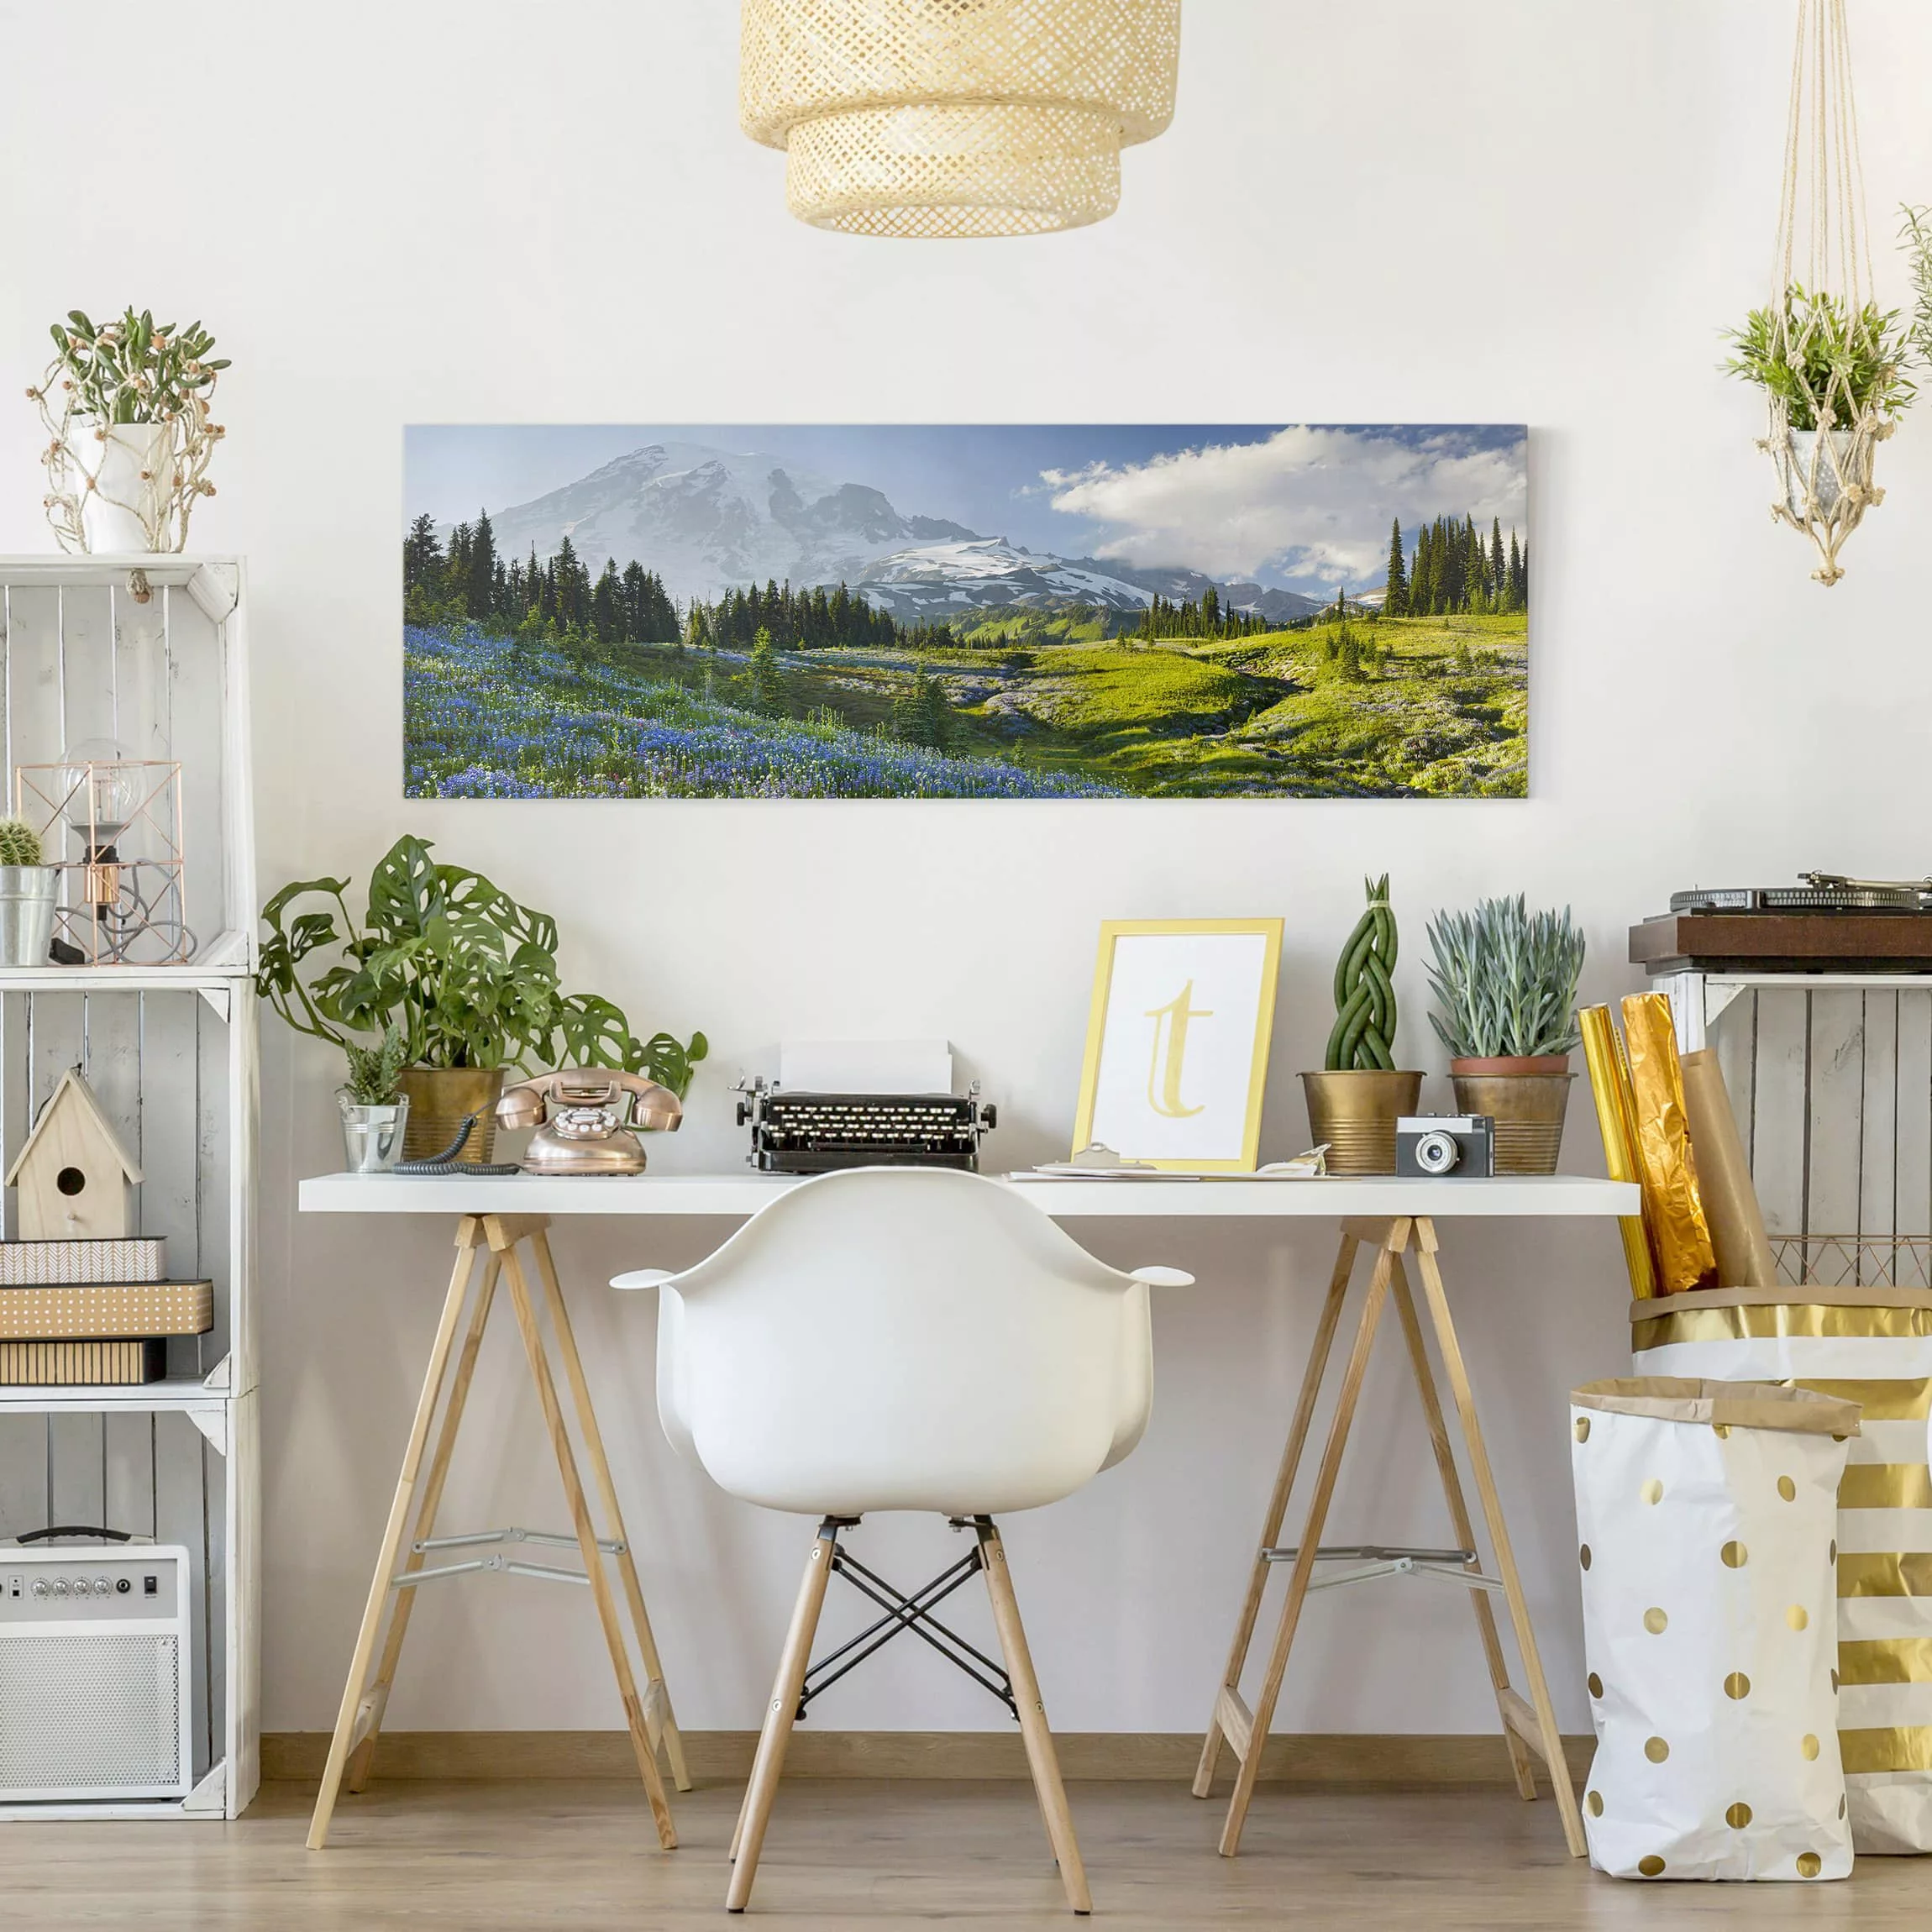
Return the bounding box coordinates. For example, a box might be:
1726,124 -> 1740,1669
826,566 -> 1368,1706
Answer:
1325,874 -> 1399,1071
0,817 -> 44,869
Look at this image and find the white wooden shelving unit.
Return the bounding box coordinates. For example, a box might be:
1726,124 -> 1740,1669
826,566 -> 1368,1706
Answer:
0,556 -> 257,1821
1660,969 -> 1932,1287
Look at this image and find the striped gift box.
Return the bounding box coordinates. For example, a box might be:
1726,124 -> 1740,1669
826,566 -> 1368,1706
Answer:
1632,1286 -> 1932,1854
0,1238 -> 165,1284
0,1339 -> 165,1384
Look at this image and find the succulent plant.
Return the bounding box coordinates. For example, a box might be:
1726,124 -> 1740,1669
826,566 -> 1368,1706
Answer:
0,818 -> 46,869
1425,895 -> 1585,1061
1325,874 -> 1398,1072
341,1023 -> 408,1106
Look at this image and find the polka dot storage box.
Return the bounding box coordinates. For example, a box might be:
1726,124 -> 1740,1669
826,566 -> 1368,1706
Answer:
1571,1377 -> 1858,1882
1632,1286 -> 1932,1852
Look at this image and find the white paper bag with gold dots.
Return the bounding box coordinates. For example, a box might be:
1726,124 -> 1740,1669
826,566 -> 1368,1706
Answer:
1571,1378 -> 1858,1882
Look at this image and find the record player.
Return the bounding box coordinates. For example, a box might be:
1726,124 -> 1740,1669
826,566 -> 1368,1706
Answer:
1632,874 -> 1932,973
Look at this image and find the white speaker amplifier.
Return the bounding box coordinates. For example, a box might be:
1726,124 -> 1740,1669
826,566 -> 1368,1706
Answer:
0,1545 -> 192,1802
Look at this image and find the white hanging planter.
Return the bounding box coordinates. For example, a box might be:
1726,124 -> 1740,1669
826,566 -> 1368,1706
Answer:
76,420 -> 176,553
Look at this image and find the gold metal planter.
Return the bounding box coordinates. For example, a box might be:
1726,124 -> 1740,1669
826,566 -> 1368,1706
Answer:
396,1066 -> 507,1164
1450,1067 -> 1573,1175
1300,1069 -> 1423,1176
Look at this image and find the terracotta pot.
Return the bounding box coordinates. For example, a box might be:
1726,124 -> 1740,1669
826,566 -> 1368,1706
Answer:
1449,1064 -> 1574,1175
396,1065 -> 506,1164
1300,1068 -> 1424,1176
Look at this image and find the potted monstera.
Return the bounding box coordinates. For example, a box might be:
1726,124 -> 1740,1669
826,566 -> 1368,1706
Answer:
1300,875 -> 1423,1175
1425,895 -> 1584,1174
257,835 -> 706,1163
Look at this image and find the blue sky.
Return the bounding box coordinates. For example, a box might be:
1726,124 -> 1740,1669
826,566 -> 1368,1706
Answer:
406,424 -> 1526,594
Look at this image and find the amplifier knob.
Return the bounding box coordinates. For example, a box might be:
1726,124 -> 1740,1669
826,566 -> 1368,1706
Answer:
93,1577 -> 110,1596
30,1579 -> 47,1598
51,1578 -> 68,1597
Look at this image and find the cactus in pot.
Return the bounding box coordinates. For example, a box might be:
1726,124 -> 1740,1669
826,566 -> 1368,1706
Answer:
0,816 -> 57,969
1301,875 -> 1422,1174
1425,895 -> 1586,1174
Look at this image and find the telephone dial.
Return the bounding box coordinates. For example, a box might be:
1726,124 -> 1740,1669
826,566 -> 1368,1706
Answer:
494,1070 -> 683,1176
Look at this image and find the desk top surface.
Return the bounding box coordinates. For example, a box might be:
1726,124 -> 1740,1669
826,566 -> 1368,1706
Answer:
299,1170 -> 1638,1220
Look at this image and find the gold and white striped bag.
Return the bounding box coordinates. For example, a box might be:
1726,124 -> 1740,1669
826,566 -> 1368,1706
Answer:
1632,1287 -> 1932,1854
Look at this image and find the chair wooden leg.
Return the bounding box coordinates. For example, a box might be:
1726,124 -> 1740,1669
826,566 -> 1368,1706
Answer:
1409,1218 -> 1587,1859
1194,1231 -> 1357,1799
496,1226 -> 677,1851
1219,1226 -> 1399,1858
308,1221 -> 485,1851
728,1522 -> 839,1913
1387,1249 -> 1538,1802
978,1520 -> 1092,1914
346,1250 -> 502,1794
528,1227 -> 692,1792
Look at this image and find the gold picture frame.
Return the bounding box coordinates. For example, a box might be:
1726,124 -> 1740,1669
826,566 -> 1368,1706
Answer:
1072,918 -> 1284,1172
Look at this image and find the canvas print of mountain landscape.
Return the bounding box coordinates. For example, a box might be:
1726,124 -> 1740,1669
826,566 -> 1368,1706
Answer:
403,425 -> 1527,800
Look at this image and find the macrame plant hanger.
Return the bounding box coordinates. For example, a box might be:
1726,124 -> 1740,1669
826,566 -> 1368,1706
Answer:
1762,0 -> 1891,585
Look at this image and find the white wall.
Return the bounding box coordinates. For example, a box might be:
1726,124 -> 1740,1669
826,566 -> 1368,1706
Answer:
3,0 -> 1930,1739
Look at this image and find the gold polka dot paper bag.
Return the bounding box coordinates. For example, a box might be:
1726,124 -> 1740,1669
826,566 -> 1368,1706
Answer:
1632,1287 -> 1932,1854
1572,1378 -> 1856,1881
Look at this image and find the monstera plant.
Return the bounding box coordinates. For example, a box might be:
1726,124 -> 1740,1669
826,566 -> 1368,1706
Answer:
258,835 -> 705,1149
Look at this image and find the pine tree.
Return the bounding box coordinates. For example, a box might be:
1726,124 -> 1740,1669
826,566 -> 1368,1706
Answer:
466,510 -> 498,622
403,514 -> 442,596
748,625 -> 783,711
1383,518 -> 1408,617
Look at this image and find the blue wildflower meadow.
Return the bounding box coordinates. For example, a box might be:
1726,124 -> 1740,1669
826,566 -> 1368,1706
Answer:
403,623 -> 1122,801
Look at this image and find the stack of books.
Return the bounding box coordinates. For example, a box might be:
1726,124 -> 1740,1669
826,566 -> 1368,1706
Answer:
0,1238 -> 213,1384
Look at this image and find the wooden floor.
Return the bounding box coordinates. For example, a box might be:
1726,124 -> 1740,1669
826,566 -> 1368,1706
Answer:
2,1778 -> 1925,1929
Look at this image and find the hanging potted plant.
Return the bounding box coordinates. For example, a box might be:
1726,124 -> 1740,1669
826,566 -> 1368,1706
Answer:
257,835 -> 706,1163
1425,896 -> 1584,1175
1720,0 -> 1905,586
28,307 -> 226,554
1300,874 -> 1422,1176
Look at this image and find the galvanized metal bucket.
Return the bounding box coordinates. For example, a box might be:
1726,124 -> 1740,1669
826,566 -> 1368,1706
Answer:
338,1094 -> 410,1174
0,867 -> 58,968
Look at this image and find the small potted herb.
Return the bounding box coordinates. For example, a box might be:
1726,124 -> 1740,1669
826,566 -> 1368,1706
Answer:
339,1024 -> 410,1173
0,817 -> 58,968
1300,875 -> 1423,1174
1425,896 -> 1585,1173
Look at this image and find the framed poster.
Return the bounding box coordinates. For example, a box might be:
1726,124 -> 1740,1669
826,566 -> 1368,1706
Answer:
403,425 -> 1528,800
1072,919 -> 1284,1171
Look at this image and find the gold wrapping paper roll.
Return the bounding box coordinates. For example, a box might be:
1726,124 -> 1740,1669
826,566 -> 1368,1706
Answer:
1580,1005 -> 1659,1298
1680,1047 -> 1778,1290
1620,992 -> 1718,1295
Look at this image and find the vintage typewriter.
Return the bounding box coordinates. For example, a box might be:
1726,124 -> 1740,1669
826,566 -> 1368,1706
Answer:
736,1078 -> 997,1174
1632,873 -> 1932,973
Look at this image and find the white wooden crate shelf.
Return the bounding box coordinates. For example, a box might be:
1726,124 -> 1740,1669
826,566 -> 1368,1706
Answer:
0,558 -> 257,1823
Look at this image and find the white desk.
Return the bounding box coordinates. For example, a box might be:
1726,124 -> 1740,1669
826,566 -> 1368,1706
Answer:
299,1167 -> 1637,1861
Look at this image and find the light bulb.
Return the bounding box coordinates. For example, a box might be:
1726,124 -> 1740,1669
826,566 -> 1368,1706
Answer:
55,738 -> 142,846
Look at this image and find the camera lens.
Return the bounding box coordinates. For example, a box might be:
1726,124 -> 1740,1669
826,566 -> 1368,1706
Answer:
1415,1130 -> 1461,1175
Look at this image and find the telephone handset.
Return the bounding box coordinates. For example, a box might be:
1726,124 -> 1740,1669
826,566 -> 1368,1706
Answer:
495,1070 -> 682,1176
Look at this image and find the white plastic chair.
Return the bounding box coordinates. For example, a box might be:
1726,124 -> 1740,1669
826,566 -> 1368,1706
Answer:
614,1166 -> 1189,1914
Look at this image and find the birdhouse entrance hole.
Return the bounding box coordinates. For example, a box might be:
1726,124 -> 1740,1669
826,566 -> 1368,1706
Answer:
55,1166 -> 86,1195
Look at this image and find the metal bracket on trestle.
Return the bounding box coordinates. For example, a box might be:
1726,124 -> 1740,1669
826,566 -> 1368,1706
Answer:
412,1525 -> 626,1557
1262,1544 -> 1503,1593
392,1551 -> 591,1588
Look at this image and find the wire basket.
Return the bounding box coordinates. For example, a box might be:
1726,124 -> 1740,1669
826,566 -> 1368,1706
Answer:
1768,1234 -> 1932,1290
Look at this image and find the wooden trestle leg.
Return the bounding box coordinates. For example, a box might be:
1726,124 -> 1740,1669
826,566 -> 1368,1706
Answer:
308,1213 -> 685,1852
1195,1215 -> 1585,1861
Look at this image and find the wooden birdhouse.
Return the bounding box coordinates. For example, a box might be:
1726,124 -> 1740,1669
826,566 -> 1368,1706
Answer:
5,1067 -> 142,1242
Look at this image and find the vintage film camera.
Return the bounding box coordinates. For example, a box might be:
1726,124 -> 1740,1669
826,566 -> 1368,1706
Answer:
1394,1114 -> 1496,1179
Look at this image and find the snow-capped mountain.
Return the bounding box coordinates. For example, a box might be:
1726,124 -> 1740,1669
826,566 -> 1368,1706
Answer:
479,443 -> 977,608
855,538 -> 1157,621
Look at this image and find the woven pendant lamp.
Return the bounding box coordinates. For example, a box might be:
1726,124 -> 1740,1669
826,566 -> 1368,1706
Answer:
740,1 -> 1183,239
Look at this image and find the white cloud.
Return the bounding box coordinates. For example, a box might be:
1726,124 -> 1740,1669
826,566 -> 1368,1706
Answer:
1043,426 -> 1526,586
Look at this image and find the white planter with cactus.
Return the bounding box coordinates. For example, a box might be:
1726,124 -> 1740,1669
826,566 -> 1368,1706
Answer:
1425,895 -> 1586,1174
0,816 -> 58,969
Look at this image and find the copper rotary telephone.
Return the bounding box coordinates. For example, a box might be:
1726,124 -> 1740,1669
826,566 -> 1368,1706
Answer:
495,1070 -> 683,1176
